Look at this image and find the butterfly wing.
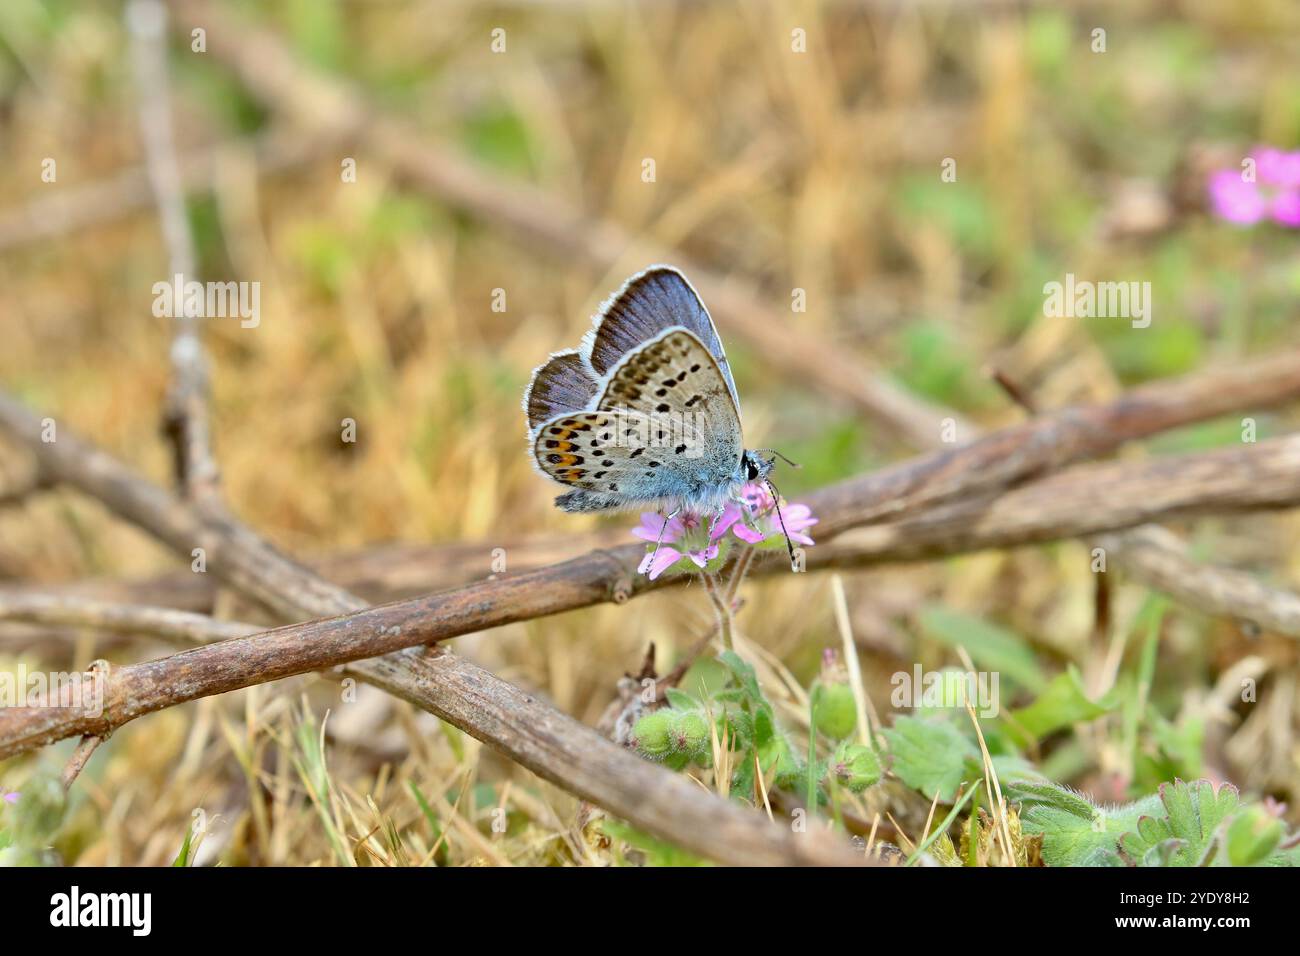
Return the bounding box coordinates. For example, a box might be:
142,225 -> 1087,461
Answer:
582,265 -> 740,415
532,409 -> 690,511
532,327 -> 744,512
523,349 -> 598,434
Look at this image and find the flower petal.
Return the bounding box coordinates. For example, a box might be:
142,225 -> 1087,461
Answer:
1208,169 -> 1266,225
649,547 -> 685,579
1272,190 -> 1300,227
1256,147 -> 1300,189
687,544 -> 720,568
631,512 -> 684,543
709,504 -> 744,541
733,522 -> 766,544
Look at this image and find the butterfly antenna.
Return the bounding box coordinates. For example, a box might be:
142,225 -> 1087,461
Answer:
754,449 -> 801,468
764,478 -> 798,571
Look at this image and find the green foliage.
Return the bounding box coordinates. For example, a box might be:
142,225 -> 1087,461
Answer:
1225,806 -> 1286,866
1006,667 -> 1117,745
171,820 -> 195,867
461,104 -> 535,175
1009,779 -> 1162,866
0,771 -> 65,867
894,176 -> 1000,263
630,648 -> 878,808
917,607 -> 1048,693
882,716 -> 977,801
628,630 -> 1291,870
600,820 -> 711,867
1010,777 -> 1296,868
893,321 -> 988,408
1118,779 -> 1239,866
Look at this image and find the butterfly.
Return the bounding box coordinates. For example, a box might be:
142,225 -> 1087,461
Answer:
523,265 -> 798,560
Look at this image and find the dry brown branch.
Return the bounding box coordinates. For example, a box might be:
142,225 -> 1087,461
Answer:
20,344 -> 1300,613
0,394 -> 867,866
5,411 -> 1300,763
984,359 -> 1300,643
820,435 -> 1300,560
811,347 -> 1300,535
128,0 -> 220,499
6,344 -> 1299,630
39,533 -> 621,612
0,129 -> 320,253
4,356 -> 1299,858
0,592 -> 252,647
1094,527 -> 1300,638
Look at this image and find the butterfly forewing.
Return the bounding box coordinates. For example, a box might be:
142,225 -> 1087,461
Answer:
584,266 -> 740,413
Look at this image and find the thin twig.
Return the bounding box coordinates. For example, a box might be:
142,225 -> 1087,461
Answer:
62,735 -> 106,789
128,0 -> 219,499
1095,527 -> 1300,637
0,592 -> 254,647
0,129 -> 324,253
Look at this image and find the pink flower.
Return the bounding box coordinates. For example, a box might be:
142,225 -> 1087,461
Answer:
1256,147 -> 1300,189
1208,169 -> 1267,225
1272,190 -> 1300,227
631,484 -> 819,578
1207,146 -> 1300,228
633,511 -> 730,580
636,542 -> 719,580
1,788 -> 17,805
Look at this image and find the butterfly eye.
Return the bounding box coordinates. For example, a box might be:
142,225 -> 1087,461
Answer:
745,459 -> 759,480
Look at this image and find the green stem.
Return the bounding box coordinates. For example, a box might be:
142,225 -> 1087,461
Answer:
724,544 -> 755,605
701,572 -> 734,649
906,784 -> 978,866
805,701 -> 818,819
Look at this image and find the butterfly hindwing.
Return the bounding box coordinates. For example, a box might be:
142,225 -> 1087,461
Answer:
583,266 -> 740,413
532,409 -> 702,505
523,349 -> 598,433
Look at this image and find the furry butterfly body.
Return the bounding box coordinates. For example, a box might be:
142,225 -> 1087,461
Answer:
524,266 -> 775,516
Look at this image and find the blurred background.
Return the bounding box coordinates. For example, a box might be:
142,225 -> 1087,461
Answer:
1,0 -> 1299,865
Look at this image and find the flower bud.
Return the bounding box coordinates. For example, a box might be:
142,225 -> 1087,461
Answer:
631,710 -> 675,758
812,681 -> 858,741
672,710 -> 712,758
827,740 -> 882,792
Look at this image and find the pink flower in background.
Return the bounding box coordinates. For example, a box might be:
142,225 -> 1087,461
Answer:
1,788 -> 18,805
1208,146 -> 1300,227
1256,147 -> 1300,189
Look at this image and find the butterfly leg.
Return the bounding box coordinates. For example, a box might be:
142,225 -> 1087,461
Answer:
734,491 -> 762,537
648,506 -> 681,566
